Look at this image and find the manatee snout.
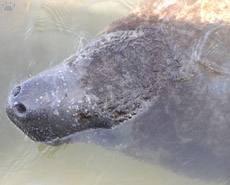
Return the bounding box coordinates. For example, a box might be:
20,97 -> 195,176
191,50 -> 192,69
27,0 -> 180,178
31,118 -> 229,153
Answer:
6,63 -> 114,143
6,69 -> 66,142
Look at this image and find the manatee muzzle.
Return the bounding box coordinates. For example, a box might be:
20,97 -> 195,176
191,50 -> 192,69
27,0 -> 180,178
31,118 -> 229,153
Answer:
6,63 -> 114,143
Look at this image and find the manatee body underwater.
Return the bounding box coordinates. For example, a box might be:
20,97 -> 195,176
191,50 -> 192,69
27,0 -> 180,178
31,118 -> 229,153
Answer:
5,0 -> 230,181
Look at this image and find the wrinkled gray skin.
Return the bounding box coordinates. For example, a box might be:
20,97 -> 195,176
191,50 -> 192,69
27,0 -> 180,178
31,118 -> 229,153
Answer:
6,18 -> 230,181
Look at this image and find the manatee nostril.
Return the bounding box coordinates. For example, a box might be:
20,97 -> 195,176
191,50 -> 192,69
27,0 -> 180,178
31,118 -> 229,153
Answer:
12,86 -> 21,97
14,103 -> 27,114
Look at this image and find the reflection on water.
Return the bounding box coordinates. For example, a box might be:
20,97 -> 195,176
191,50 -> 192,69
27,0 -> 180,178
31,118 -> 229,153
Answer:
0,0 -> 226,185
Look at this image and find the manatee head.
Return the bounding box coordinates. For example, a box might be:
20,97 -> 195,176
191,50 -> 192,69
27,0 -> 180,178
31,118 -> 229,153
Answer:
6,28 -> 172,143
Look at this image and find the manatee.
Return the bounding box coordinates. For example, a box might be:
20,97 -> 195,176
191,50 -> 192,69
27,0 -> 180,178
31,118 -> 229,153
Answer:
6,0 -> 230,181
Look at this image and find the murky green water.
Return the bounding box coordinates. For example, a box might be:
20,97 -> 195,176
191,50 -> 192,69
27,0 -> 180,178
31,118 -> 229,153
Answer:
0,0 -> 226,185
